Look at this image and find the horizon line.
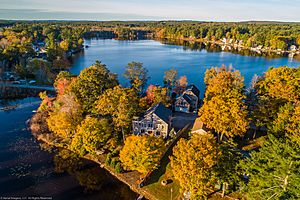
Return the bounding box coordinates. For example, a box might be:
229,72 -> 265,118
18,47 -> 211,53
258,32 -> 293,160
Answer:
1,19 -> 300,23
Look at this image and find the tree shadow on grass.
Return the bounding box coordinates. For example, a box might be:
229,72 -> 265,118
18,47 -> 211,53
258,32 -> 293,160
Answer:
144,123 -> 193,186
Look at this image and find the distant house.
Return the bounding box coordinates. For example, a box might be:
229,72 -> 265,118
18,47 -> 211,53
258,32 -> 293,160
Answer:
175,84 -> 200,113
132,102 -> 172,138
191,117 -> 207,135
290,45 -> 297,51
32,44 -> 40,52
221,38 -> 227,44
256,45 -> 263,50
32,42 -> 46,53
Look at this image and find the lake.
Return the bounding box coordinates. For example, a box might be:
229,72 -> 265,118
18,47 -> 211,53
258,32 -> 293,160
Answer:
71,39 -> 300,97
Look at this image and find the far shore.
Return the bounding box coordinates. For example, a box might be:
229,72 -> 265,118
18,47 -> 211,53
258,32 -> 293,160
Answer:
155,36 -> 300,56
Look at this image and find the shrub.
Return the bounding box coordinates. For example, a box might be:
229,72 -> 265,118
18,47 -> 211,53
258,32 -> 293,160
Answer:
115,162 -> 123,173
105,153 -> 112,165
110,158 -> 118,168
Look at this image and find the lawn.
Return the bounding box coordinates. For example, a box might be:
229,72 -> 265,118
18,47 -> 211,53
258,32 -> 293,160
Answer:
143,163 -> 181,200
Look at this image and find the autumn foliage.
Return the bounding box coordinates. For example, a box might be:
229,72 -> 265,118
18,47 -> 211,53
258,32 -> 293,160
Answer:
199,66 -> 249,139
140,84 -> 170,108
96,85 -> 141,131
170,134 -> 221,199
47,94 -> 83,140
257,67 -> 299,102
70,116 -> 114,156
120,135 -> 165,174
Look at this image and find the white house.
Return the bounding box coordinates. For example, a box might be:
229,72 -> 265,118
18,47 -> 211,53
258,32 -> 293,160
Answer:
132,103 -> 172,138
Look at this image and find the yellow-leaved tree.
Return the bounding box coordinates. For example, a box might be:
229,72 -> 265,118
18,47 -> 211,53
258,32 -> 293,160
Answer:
200,91 -> 249,139
199,66 -> 249,140
252,66 -> 300,130
257,66 -> 299,102
204,65 -> 244,100
271,103 -> 300,144
96,85 -> 141,134
119,135 -> 165,174
59,40 -> 70,51
70,116 -> 114,156
47,94 -> 83,141
170,134 -> 221,199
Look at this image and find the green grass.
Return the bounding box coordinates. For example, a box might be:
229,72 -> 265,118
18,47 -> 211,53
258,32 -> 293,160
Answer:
144,163 -> 181,200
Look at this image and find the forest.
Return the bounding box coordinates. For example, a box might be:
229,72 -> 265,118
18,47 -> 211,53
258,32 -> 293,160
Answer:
0,22 -> 86,83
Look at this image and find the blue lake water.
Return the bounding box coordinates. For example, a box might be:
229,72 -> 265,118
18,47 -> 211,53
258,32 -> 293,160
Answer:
71,39 -> 300,97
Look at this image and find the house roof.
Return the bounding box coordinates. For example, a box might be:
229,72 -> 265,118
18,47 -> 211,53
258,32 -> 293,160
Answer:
191,117 -> 207,133
182,94 -> 194,105
186,84 -> 200,97
145,102 -> 172,123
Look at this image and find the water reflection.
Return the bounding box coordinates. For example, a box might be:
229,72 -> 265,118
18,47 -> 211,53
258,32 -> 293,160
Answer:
52,149 -> 104,192
0,99 -> 137,200
159,39 -> 287,59
50,148 -> 138,199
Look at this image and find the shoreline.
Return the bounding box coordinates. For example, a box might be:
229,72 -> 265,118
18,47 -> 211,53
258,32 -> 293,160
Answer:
154,36 -> 300,56
32,128 -> 157,200
31,121 -> 238,200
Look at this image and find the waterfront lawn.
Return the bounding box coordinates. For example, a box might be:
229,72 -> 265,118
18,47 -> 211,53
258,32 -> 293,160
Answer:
144,163 -> 181,200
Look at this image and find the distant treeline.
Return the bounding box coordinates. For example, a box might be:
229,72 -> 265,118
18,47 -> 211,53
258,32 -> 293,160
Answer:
1,21 -> 300,75
155,22 -> 300,50
2,21 -> 300,49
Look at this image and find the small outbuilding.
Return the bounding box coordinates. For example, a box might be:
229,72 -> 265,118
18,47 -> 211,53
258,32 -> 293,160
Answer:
191,117 -> 208,135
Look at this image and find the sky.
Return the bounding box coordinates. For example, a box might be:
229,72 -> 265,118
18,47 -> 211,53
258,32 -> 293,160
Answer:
1,0 -> 300,21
